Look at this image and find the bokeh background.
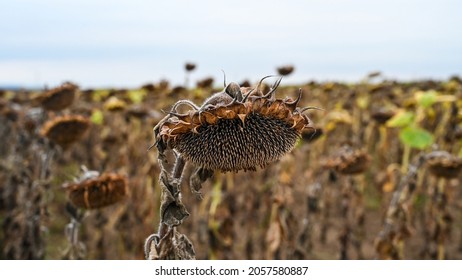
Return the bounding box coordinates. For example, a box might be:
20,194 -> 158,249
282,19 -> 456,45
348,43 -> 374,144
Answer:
1,0 -> 462,260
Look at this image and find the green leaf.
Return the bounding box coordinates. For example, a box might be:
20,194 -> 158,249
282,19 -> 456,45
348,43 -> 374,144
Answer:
416,90 -> 437,108
91,110 -> 104,125
399,126 -> 433,149
386,111 -> 414,128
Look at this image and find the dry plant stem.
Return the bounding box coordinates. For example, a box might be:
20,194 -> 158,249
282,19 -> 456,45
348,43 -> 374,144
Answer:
422,176 -> 437,259
416,168 -> 431,258
207,175 -> 223,260
159,154 -> 186,238
375,155 -> 425,259
35,143 -> 55,255
338,175 -> 365,259
458,201 -> 462,253
63,217 -> 86,260
352,104 -> 361,145
434,103 -> 452,149
364,122 -> 375,154
401,144 -> 411,174
339,177 -> 352,260
173,155 -> 186,179
302,182 -> 322,258
320,173 -> 333,244
184,73 -> 190,89
3,125 -> 54,259
422,176 -> 450,259
62,204 -> 86,260
351,176 -> 366,259
378,126 -> 390,170
379,126 -> 387,152
435,178 -> 448,260
146,153 -> 195,260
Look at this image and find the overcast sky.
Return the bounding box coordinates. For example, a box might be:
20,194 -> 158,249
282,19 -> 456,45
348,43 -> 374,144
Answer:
1,0 -> 461,88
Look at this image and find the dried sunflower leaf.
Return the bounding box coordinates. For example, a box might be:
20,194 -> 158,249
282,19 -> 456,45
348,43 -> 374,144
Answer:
174,231 -> 196,260
190,167 -> 214,197
159,172 -> 189,227
162,201 -> 189,227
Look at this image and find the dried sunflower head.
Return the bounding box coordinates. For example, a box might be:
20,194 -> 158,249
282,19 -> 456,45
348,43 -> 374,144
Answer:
426,151 -> 462,178
196,77 -> 214,89
370,108 -> 396,125
141,83 -> 156,92
126,105 -> 150,120
38,82 -> 77,111
302,126 -> 323,143
277,65 -> 295,76
65,172 -> 128,209
171,86 -> 187,96
367,71 -> 382,79
323,145 -> 371,175
185,63 -> 196,72
153,77 -> 314,172
41,115 -> 90,147
240,80 -> 251,87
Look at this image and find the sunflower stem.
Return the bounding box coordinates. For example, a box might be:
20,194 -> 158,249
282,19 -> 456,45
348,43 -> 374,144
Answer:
173,155 -> 186,180
401,144 -> 411,174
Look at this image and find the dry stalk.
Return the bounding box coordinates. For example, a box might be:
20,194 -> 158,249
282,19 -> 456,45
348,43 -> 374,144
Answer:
2,118 -> 54,259
144,154 -> 195,260
62,203 -> 86,260
338,175 -> 366,259
375,154 -> 425,259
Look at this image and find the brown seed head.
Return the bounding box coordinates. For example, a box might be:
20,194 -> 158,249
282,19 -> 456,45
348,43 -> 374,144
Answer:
196,77 -> 214,89
185,63 -> 196,72
171,86 -> 187,95
277,65 -> 295,76
39,82 -> 78,111
324,146 -> 370,175
141,83 -> 156,92
126,105 -> 150,120
240,80 -> 251,87
66,173 -> 128,209
158,80 -> 170,91
155,78 -> 313,172
301,126 -> 323,143
367,71 -> 382,78
426,151 -> 462,178
370,108 -> 396,125
41,115 -> 90,147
